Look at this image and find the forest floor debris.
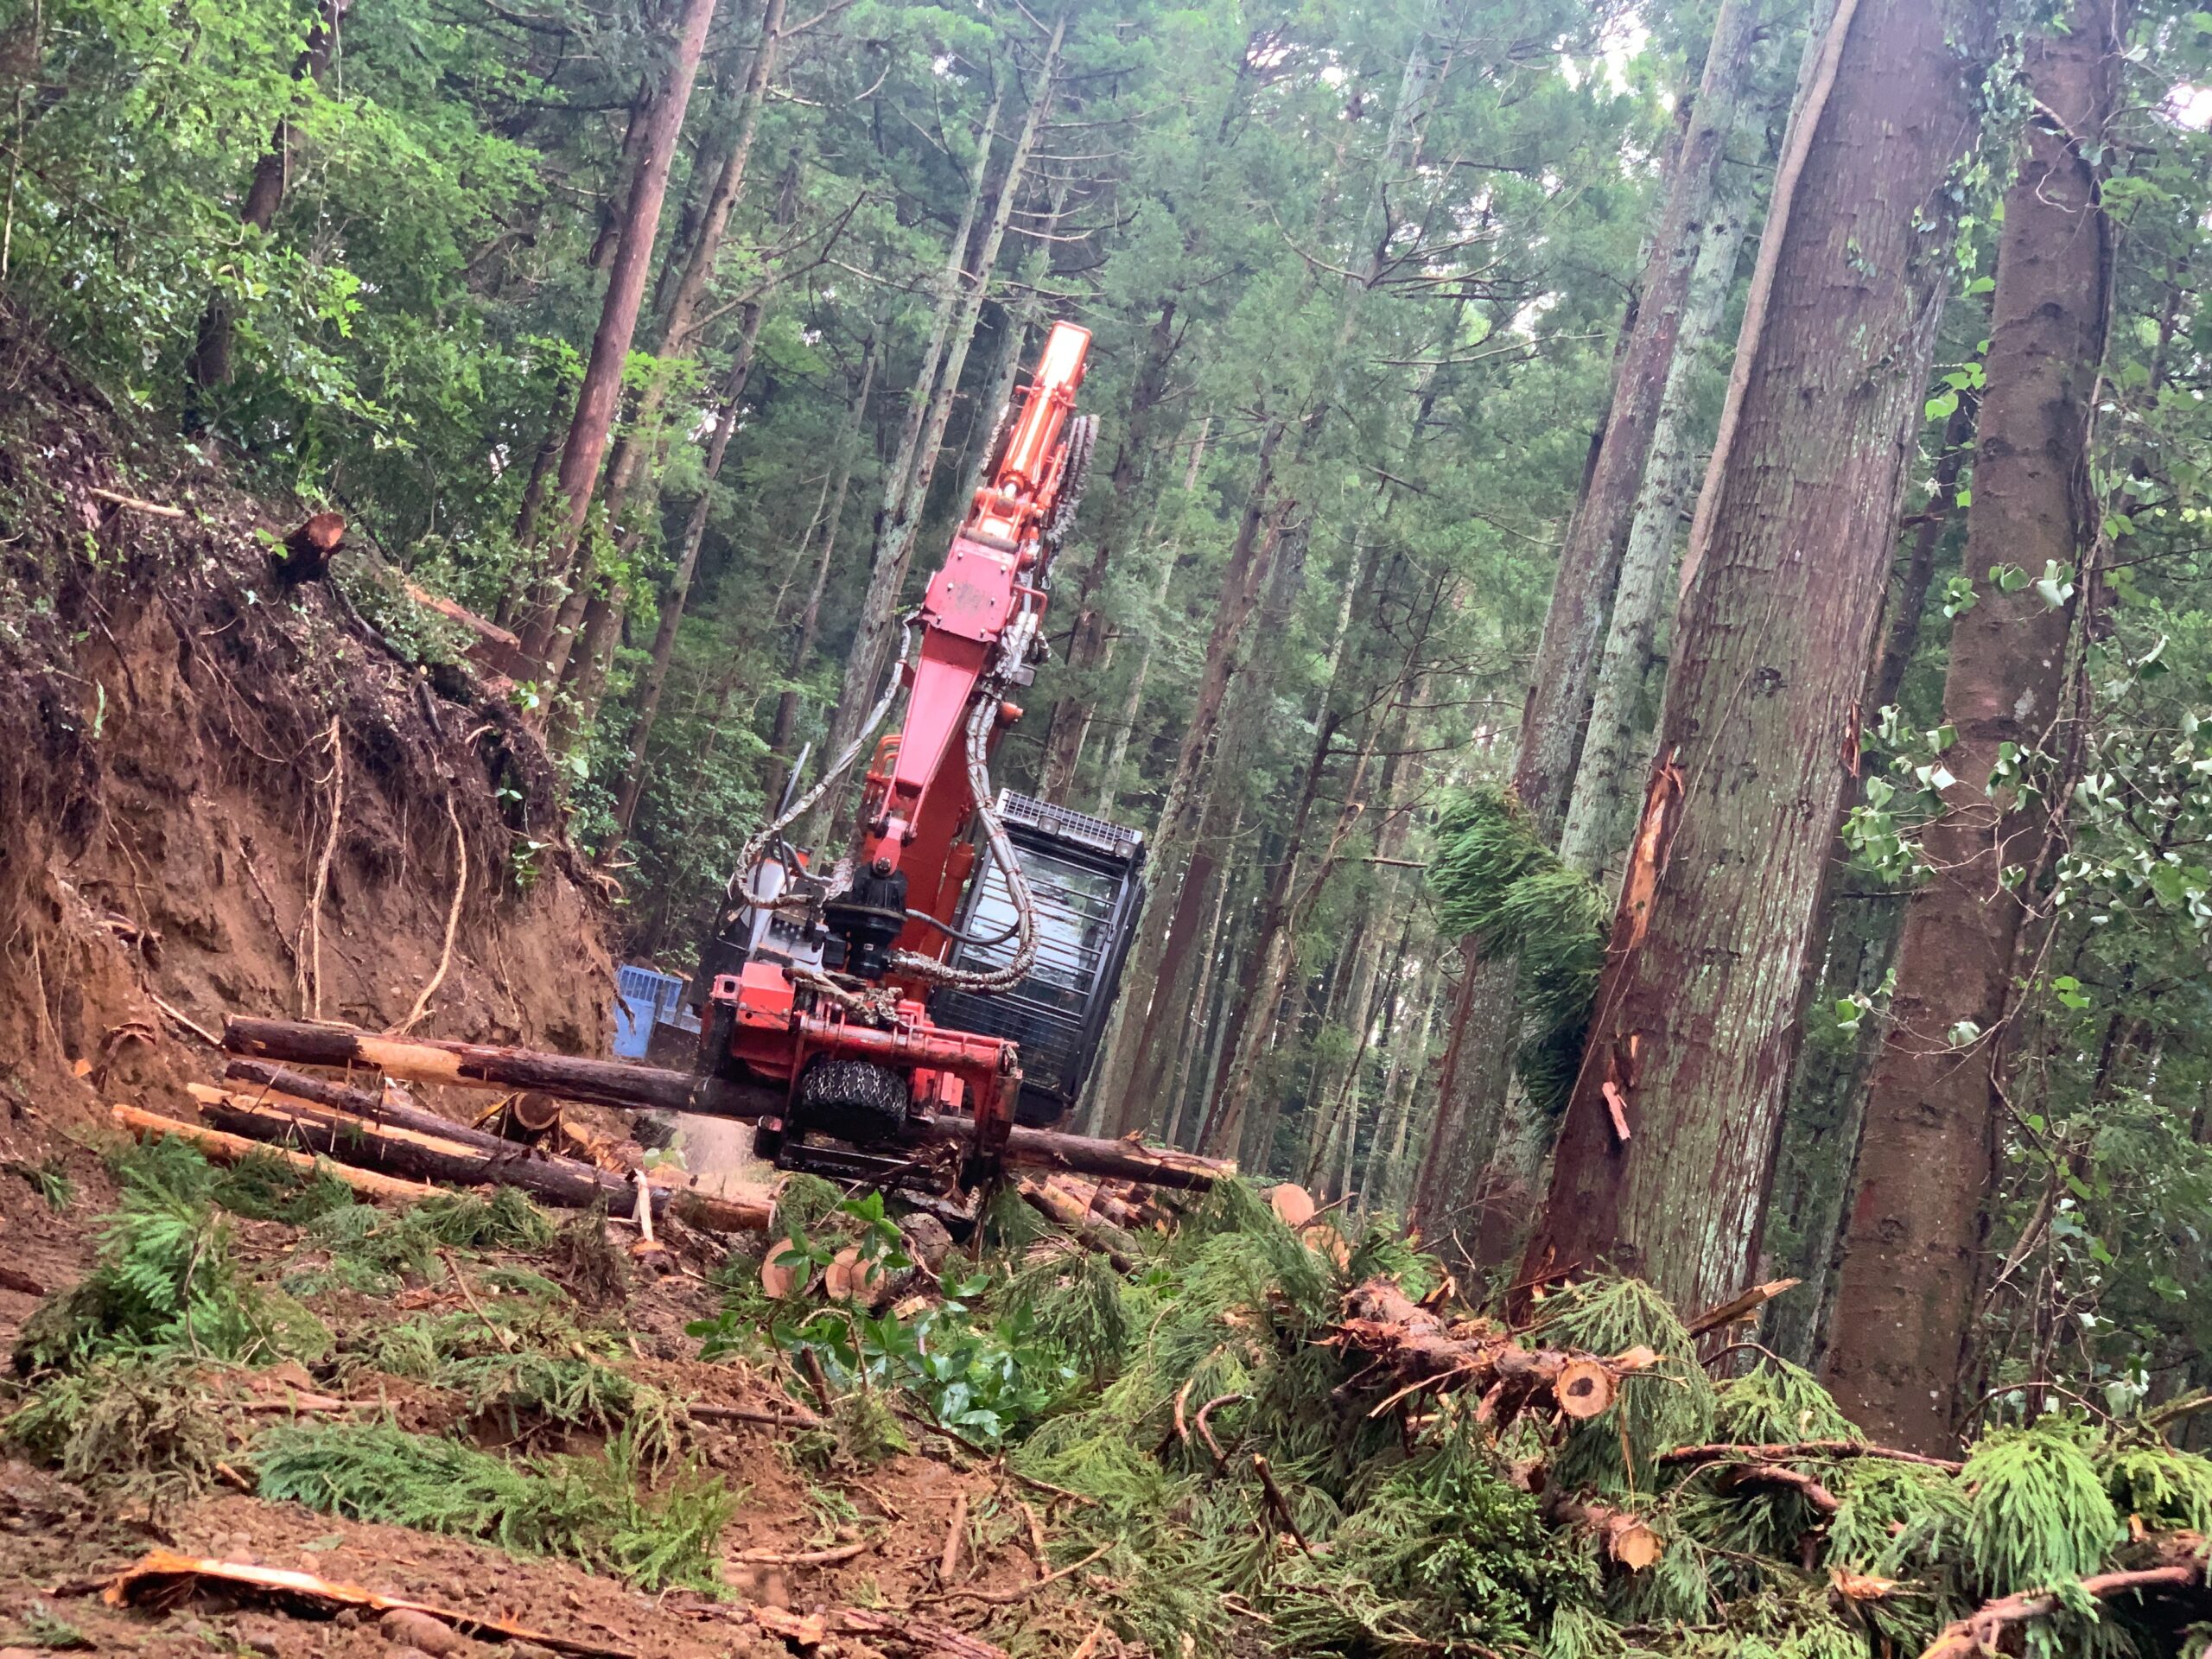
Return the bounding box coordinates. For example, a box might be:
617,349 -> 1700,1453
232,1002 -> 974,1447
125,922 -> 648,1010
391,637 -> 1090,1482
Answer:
6,1126 -> 2212,1659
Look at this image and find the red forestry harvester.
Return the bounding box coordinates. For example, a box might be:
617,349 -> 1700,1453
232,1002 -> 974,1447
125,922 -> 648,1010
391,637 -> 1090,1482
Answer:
695,323 -> 1148,1197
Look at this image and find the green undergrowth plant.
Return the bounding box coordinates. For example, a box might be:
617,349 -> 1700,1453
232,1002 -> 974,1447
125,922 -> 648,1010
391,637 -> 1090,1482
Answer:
342,1304 -> 678,1461
1528,1275 -> 1714,1494
255,1421 -> 736,1592
12,1138 -> 326,1372
295,1183 -> 555,1294
1429,787 -> 1610,1110
5,1351 -> 227,1508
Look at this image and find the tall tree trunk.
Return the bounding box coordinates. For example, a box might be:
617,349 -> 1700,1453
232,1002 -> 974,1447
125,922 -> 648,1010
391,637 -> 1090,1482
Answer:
1114,508 -> 1310,1147
1381,965 -> 1440,1219
1036,298 -> 1183,800
1161,800 -> 1242,1151
800,81 -> 1005,835
1192,542 -> 1370,1155
1413,0 -> 1764,1255
516,0 -> 720,678
1516,0 -> 1764,839
1519,0 -> 1994,1318
1205,625 -> 1408,1160
1093,420 -> 1208,817
599,0 -> 788,527
1086,421 -> 1290,1137
608,298 -> 771,840
1303,694 -> 1422,1191
844,19 -> 1064,721
811,31 -> 1065,844
766,334 -> 880,796
1555,163 -> 1753,876
188,0 -> 352,401
1824,1 -> 2114,1452
1757,390 -> 1980,1367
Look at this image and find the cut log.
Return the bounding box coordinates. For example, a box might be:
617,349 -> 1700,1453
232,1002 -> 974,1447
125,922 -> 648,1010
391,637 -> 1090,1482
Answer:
1335,1278 -> 1654,1426
224,1016 -> 780,1120
220,1061 -> 528,1158
1018,1177 -> 1138,1273
193,1090 -> 771,1233
110,1103 -> 435,1204
222,1017 -> 1230,1190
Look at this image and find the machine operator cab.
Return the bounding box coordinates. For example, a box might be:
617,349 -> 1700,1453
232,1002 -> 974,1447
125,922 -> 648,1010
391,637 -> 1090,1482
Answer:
928,791 -> 1145,1128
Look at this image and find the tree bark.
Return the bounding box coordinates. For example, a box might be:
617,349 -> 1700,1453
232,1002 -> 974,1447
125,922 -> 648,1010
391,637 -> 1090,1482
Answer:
1515,0 -> 1764,842
609,297 -> 770,838
1036,297 -> 1182,800
802,81 -> 1005,836
1555,166 -> 1752,876
1376,961 -> 1440,1220
1086,420 -> 1288,1137
1520,0 -> 1995,1318
766,334 -> 880,795
1414,0 -> 1764,1257
188,0 -> 352,400
516,0 -> 719,678
1824,0 -> 2115,1452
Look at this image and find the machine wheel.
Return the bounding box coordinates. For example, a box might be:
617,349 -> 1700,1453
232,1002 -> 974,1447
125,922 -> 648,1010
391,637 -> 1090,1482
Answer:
794,1057 -> 911,1146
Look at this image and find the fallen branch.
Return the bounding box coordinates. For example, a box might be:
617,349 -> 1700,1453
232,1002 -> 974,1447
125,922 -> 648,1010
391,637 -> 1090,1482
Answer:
1685,1277 -> 1801,1338
684,1402 -> 824,1431
225,1016 -> 1231,1190
1251,1453 -> 1314,1556
88,486 -> 187,519
1335,1279 -> 1649,1426
110,1103 -> 435,1204
753,1604 -> 1008,1659
1716,1463 -> 1838,1514
148,992 -> 221,1047
97,1550 -> 628,1658
915,1539 -> 1116,1606
1659,1440 -> 1964,1475
940,1491 -> 969,1582
1920,1561 -> 2207,1659
731,1537 -> 877,1567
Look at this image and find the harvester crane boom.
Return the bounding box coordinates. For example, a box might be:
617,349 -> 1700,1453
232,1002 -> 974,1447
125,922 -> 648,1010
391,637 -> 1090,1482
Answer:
696,323 -> 1120,1197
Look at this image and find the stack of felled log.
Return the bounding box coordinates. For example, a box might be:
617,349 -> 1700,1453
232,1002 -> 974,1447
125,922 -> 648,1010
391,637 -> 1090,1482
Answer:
113,1057 -> 774,1236
215,1016 -> 1233,1192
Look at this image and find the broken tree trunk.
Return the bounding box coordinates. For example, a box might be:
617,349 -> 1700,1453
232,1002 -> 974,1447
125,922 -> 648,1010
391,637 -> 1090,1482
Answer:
192,1087 -> 772,1233
220,1017 -> 1230,1190
1519,0 -> 1996,1319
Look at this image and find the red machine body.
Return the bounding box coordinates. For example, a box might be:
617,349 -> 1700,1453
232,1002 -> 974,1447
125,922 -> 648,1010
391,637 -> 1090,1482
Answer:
704,323 -> 1095,1186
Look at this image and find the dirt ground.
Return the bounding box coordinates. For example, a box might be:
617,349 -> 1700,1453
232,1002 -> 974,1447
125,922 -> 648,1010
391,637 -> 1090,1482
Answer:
0,1176 -> 1110,1659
